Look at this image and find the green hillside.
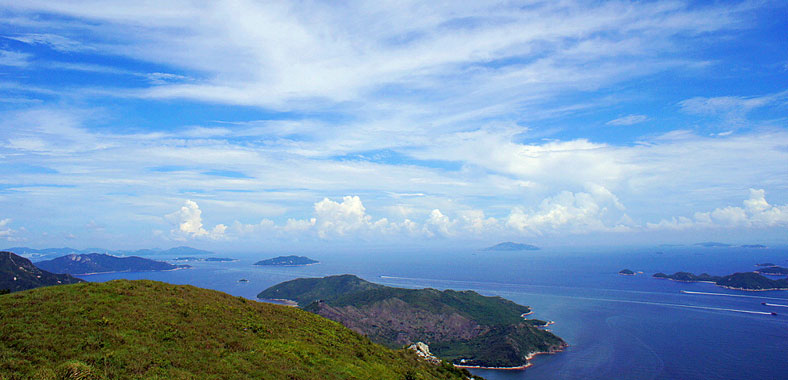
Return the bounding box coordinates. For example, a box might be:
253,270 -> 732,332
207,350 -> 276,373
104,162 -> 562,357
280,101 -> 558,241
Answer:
0,251 -> 84,293
0,280 -> 474,380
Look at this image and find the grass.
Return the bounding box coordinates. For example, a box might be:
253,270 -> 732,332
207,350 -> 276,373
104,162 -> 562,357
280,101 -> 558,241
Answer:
0,280 -> 474,380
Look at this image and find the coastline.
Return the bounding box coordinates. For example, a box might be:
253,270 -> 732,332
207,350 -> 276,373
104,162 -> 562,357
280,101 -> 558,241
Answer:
656,277 -> 788,291
253,262 -> 320,267
75,266 -> 191,276
454,348 -> 566,371
259,298 -> 299,307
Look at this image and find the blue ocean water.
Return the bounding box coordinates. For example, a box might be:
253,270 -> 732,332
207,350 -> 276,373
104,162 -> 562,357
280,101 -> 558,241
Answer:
73,246 -> 788,380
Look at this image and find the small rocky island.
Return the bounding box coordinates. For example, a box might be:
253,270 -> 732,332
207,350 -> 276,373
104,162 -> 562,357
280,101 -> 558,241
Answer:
258,274 -> 566,368
619,269 -> 636,275
483,242 -> 540,251
654,271 -> 788,291
254,255 -> 318,266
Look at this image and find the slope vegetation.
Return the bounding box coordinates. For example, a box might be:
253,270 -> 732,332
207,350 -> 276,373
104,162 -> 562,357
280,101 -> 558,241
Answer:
0,280 -> 473,380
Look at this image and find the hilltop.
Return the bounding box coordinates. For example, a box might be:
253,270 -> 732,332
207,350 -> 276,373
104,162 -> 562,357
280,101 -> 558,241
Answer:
258,274 -> 565,368
35,253 -> 190,275
0,280 -> 474,380
0,251 -> 84,293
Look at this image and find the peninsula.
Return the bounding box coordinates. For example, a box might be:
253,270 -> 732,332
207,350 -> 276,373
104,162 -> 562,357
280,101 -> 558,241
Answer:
258,274 -> 566,368
654,271 -> 788,291
34,253 -> 190,275
254,255 -> 318,266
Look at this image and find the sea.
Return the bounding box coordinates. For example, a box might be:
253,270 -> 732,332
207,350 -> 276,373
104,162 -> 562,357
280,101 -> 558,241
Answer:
61,246 -> 788,380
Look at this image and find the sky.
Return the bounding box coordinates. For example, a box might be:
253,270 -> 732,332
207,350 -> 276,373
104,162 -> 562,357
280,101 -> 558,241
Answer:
0,1 -> 787,251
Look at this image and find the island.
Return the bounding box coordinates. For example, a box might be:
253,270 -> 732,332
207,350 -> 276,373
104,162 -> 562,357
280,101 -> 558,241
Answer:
0,251 -> 84,293
172,257 -> 237,262
741,244 -> 767,249
756,263 -> 776,267
0,280 -> 471,379
619,269 -> 635,275
694,242 -> 731,248
654,271 -> 788,291
258,274 -> 566,368
483,242 -> 540,251
755,266 -> 788,276
34,253 -> 190,275
254,255 -> 318,266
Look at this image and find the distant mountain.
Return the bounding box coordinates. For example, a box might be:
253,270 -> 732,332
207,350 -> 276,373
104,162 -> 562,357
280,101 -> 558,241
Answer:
254,255 -> 318,266
654,271 -> 788,291
483,242 -> 540,251
741,244 -> 767,249
0,280 -> 470,379
35,253 -> 190,275
0,251 -> 84,293
694,242 -> 731,248
173,257 -> 237,262
158,246 -> 215,256
259,274 -> 566,368
4,246 -> 216,259
4,247 -> 86,258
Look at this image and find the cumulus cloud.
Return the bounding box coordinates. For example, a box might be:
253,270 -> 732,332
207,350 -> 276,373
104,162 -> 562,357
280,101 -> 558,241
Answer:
648,189 -> 788,230
166,200 -> 227,240
0,218 -> 15,240
507,185 -> 631,234
313,196 -> 374,238
606,114 -> 648,126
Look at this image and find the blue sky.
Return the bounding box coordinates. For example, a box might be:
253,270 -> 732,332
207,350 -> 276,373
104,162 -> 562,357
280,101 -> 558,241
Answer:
0,1 -> 787,251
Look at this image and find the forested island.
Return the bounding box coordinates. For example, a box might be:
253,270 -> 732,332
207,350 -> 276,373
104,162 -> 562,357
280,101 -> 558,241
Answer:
619,269 -> 635,275
654,271 -> 788,291
254,255 -> 318,266
258,274 -> 566,368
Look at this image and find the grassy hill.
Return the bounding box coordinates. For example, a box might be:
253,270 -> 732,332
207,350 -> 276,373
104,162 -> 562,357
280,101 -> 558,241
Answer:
0,280 -> 474,380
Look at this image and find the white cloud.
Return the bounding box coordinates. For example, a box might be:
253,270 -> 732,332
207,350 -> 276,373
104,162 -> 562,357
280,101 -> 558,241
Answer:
423,209 -> 455,237
166,200 -> 227,240
606,114 -> 648,126
0,49 -> 30,67
313,196 -> 373,238
648,189 -> 788,230
0,218 -> 15,240
7,33 -> 86,52
506,186 -> 631,235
